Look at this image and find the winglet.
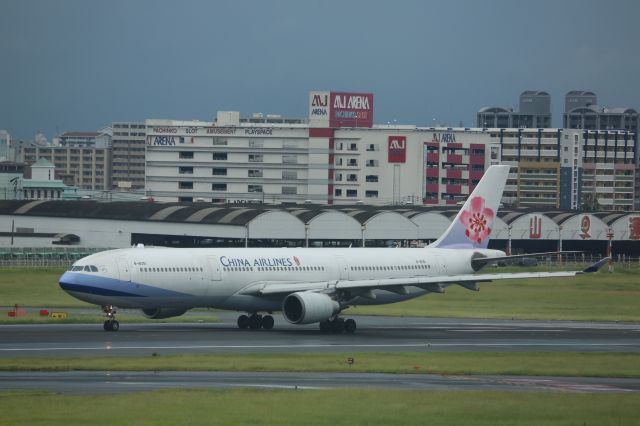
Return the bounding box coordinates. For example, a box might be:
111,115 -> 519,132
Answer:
582,257 -> 610,273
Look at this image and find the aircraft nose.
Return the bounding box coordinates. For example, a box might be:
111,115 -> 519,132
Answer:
58,271 -> 77,294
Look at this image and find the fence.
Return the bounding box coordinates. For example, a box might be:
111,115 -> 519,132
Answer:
0,247 -> 115,268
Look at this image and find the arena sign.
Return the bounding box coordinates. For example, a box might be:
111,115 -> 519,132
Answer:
309,91 -> 374,128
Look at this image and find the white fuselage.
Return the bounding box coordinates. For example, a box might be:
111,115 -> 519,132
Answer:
59,246 -> 504,313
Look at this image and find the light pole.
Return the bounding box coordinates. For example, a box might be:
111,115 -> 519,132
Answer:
557,225 -> 563,264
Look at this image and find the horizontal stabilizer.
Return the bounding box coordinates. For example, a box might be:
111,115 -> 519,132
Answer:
582,257 -> 610,273
471,251 -> 582,270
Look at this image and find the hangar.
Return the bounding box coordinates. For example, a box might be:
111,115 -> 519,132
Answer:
0,200 -> 639,257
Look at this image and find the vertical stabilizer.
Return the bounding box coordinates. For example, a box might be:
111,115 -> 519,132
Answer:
429,165 -> 510,249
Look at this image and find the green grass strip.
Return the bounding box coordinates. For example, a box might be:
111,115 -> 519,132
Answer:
2,352 -> 639,378
1,388 -> 639,426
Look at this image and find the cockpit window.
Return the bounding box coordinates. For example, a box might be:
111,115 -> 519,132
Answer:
84,266 -> 91,272
90,265 -> 98,272
71,266 -> 84,272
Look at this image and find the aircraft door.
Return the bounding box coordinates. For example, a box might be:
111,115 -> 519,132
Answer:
117,256 -> 131,282
334,256 -> 349,280
435,255 -> 447,275
206,256 -> 222,281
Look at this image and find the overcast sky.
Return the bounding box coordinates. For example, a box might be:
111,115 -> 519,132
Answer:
1,0 -> 638,140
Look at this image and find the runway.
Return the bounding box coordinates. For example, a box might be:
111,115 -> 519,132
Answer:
1,313 -> 639,394
1,312 -> 639,358
2,371 -> 639,395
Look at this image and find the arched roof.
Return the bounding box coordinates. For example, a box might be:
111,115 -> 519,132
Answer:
521,90 -> 549,96
566,106 -> 602,115
566,90 -> 596,97
2,200 -> 640,242
478,106 -> 510,113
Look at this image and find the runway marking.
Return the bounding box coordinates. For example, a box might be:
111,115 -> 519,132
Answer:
0,342 -> 638,352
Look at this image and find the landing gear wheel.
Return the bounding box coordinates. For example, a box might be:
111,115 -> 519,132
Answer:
237,314 -> 250,329
103,320 -> 119,332
249,314 -> 262,329
261,315 -> 274,330
331,317 -> 345,333
344,318 -> 357,334
101,305 -> 119,332
319,320 -> 331,332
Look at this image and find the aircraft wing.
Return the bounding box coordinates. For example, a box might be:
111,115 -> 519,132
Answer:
239,259 -> 607,296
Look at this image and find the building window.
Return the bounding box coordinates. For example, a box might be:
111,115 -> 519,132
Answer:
179,151 -> 194,159
248,169 -> 263,177
366,144 -> 377,151
212,138 -> 228,146
366,160 -> 378,167
212,168 -> 227,176
348,143 -> 358,151
282,186 -> 297,195
179,181 -> 193,189
249,154 -> 263,163
347,174 -> 357,182
178,197 -> 193,202
248,184 -> 263,193
366,175 -> 378,182
179,166 -> 193,174
348,159 -> 358,166
346,189 -> 357,197
213,152 -> 228,160
212,183 -> 227,191
365,190 -> 378,198
282,171 -> 297,180
335,188 -> 342,196
282,155 -> 297,164
248,139 -> 264,148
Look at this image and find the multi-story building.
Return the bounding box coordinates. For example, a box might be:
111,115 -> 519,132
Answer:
143,91 -> 635,211
111,122 -> 147,191
0,161 -> 23,200
0,130 -> 11,161
562,91 -> 639,208
22,146 -> 111,190
477,91 -> 552,129
54,131 -> 111,148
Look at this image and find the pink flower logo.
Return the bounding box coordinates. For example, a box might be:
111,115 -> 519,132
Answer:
459,196 -> 494,244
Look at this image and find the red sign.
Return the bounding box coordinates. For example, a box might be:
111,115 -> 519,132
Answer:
529,215 -> 542,239
329,92 -> 373,128
580,215 -> 591,240
630,217 -> 640,240
388,136 -> 406,163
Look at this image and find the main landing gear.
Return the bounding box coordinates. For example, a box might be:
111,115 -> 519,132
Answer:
102,305 -> 119,332
237,313 -> 274,330
319,317 -> 357,334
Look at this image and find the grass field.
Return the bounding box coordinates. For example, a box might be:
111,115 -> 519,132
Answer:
2,352 -> 639,378
1,388 -> 639,426
1,266 -> 639,322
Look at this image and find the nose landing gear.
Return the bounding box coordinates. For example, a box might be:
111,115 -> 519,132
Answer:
102,305 -> 119,332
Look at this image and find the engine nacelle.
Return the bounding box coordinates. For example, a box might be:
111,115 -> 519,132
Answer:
282,292 -> 340,325
141,308 -> 188,319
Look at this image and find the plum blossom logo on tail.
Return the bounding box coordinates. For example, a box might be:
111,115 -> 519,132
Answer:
459,196 -> 494,244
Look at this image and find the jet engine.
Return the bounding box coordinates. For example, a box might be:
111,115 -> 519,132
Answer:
282,292 -> 340,324
141,308 -> 188,319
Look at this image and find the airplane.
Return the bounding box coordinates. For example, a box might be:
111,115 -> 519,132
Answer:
59,165 -> 607,333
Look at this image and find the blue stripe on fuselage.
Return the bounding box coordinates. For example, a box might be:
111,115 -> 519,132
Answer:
58,272 -> 191,298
